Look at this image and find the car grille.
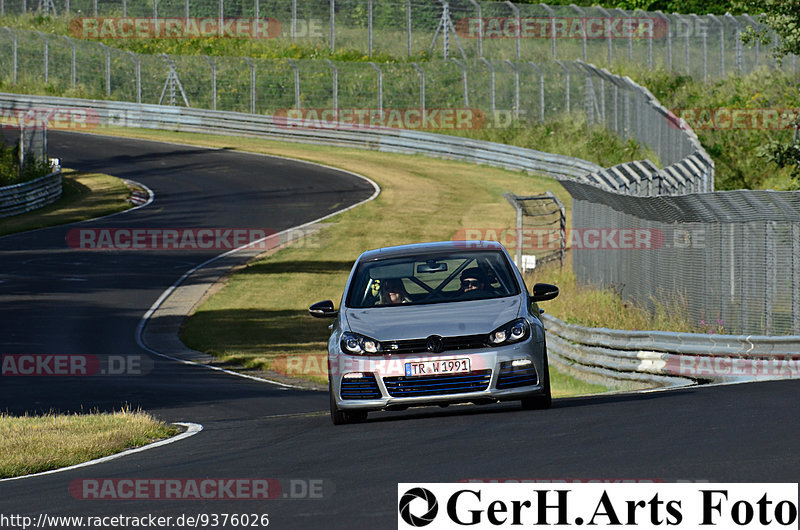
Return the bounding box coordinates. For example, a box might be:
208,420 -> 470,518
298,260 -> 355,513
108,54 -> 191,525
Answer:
381,334 -> 487,354
340,374 -> 382,400
383,370 -> 492,397
496,361 -> 538,389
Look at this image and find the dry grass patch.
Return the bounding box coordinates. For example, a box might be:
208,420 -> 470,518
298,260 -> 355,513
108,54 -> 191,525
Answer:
0,410 -> 180,478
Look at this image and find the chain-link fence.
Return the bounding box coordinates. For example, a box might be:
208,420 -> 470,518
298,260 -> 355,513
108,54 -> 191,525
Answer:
0,26 -> 712,185
0,0 -> 795,77
563,179 -> 800,336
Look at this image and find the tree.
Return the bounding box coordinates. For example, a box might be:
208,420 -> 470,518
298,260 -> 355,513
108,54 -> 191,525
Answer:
735,0 -> 800,61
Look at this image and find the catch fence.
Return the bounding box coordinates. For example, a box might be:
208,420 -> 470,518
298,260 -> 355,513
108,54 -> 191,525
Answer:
0,0 -> 795,79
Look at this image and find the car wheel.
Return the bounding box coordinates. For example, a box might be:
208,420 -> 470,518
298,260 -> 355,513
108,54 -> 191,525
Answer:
329,380 -> 368,425
521,350 -> 552,410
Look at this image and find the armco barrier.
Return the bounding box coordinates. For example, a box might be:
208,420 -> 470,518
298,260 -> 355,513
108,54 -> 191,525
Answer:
542,314 -> 800,390
0,169 -> 62,218
0,93 -> 606,181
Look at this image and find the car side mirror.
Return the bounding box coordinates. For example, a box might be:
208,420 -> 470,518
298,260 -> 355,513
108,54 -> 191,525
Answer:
531,283 -> 559,302
309,300 -> 338,318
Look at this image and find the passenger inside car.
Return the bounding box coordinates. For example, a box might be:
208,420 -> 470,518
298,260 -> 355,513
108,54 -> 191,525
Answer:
457,267 -> 490,297
379,278 -> 412,305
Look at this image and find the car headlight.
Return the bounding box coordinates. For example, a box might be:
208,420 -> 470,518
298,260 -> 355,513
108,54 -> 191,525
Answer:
340,332 -> 382,355
488,318 -> 530,346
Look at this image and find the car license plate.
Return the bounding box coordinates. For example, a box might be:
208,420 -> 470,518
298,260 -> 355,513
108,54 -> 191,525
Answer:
404,358 -> 471,376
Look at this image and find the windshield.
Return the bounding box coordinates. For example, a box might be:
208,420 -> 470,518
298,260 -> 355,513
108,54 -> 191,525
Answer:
346,250 -> 520,308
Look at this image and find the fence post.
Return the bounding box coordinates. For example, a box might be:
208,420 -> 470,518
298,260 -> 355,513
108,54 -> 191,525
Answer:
571,5 -> 588,61
595,6 -> 613,65
153,0 -> 158,29
765,221 -> 776,333
528,62 -> 544,122
130,52 -> 141,104
725,13 -> 742,75
329,0 -> 335,53
556,60 -> 570,113
708,14 -> 724,77
690,14 -> 707,80
286,58 -> 300,109
468,0 -> 482,58
35,31 -> 48,85
504,0 -> 520,61
64,36 -> 76,87
411,63 -> 425,115
368,62 -> 383,116
93,0 -> 97,16
480,58 -> 495,115
540,3 -> 556,60
368,0 -> 373,57
203,55 -> 216,110
98,43 -> 110,96
219,0 -> 224,39
633,9 -> 652,68
324,59 -> 338,115
504,60 -> 519,120
291,0 -> 296,41
243,57 -> 256,114
405,0 -> 411,58
451,58 -> 468,107
3,28 -> 17,85
743,14 -> 760,69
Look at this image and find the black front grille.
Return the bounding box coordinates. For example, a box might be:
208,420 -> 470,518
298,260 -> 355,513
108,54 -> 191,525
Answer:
496,360 -> 538,389
340,374 -> 382,399
381,334 -> 487,354
383,370 -> 492,397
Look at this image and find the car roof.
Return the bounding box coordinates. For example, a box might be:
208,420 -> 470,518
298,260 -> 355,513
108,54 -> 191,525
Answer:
357,240 -> 506,262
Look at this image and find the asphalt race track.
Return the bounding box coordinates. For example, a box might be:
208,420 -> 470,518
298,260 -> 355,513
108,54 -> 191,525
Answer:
1,131 -> 798,529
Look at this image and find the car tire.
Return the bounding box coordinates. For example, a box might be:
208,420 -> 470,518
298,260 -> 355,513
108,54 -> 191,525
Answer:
329,380 -> 368,425
521,349 -> 552,410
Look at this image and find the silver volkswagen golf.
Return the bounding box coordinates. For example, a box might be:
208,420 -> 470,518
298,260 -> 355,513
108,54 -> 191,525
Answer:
309,240 -> 559,424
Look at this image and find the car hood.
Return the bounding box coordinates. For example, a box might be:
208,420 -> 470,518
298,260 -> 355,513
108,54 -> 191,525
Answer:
344,297 -> 523,340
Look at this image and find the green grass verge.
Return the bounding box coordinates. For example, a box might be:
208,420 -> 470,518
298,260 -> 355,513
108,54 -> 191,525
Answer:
0,169 -> 133,237
0,409 -> 180,478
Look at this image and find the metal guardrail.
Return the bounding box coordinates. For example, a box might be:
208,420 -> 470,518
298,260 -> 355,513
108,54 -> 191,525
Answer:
542,314 -> 800,390
0,93 -> 604,181
0,169 -> 62,218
